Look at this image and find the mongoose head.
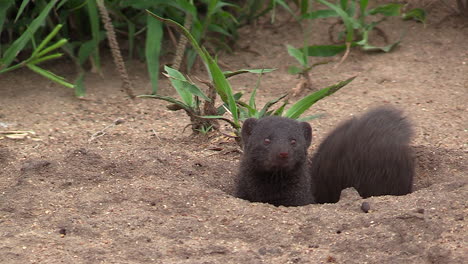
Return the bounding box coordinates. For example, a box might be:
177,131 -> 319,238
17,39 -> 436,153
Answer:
241,116 -> 312,172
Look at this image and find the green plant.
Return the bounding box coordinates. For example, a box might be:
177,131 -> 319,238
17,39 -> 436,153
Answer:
286,44 -> 347,92
141,11 -> 356,141
234,73 -> 356,121
0,1 -> 74,90
195,124 -> 214,135
313,0 -> 405,63
1,1 -> 254,97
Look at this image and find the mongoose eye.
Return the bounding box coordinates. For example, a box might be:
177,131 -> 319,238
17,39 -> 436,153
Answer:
264,138 -> 271,145
290,139 -> 296,145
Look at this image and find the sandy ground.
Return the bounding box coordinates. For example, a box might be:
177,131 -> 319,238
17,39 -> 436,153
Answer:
0,1 -> 467,263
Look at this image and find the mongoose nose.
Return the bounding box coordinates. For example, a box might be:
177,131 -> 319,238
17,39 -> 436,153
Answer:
279,152 -> 289,159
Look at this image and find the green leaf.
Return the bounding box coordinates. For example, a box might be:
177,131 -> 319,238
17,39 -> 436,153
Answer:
368,3 -> 403,17
258,94 -> 288,118
1,0 -> 59,69
273,101 -> 288,116
300,0 -> 309,15
287,45 -> 307,67
287,65 -> 303,75
146,11 -> 163,94
306,44 -> 347,57
14,0 -> 30,23
361,40 -> 401,52
74,71 -> 86,97
146,11 -> 210,76
205,49 -> 239,125
297,113 -> 324,121
224,68 -> 276,78
31,24 -> 63,58
164,66 -> 194,106
78,39 -> 99,66
137,94 -> 192,112
27,64 -> 75,89
86,0 -> 101,71
317,0 -> 355,43
36,39 -> 68,58
285,76 -> 356,119
402,8 -> 427,23
217,92 -> 242,115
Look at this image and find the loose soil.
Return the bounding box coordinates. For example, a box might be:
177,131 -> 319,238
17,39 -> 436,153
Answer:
1,2 -> 467,263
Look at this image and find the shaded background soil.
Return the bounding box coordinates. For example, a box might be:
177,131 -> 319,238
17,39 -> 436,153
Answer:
1,1 -> 467,263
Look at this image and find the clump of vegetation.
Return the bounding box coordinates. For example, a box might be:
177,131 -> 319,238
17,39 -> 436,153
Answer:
0,0 -> 251,96
140,11 -> 356,141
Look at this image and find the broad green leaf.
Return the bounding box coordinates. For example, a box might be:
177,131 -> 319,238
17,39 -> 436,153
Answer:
164,66 -> 194,106
368,3 -> 402,17
288,65 -> 303,75
1,0 -> 58,69
287,45 -> 307,67
146,11 -> 163,94
402,8 -> 427,23
183,83 -> 211,102
306,44 -> 347,57
285,76 -> 356,119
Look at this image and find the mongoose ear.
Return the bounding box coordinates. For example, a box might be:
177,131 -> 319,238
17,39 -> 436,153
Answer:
300,122 -> 312,147
241,118 -> 258,146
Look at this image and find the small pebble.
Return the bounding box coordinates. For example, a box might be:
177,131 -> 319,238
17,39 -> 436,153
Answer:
59,228 -> 67,236
361,202 -> 370,213
417,208 -> 425,214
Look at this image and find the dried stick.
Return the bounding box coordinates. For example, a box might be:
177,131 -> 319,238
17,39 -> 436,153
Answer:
96,0 -> 135,99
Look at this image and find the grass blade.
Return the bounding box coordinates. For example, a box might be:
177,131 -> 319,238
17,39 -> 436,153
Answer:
285,76 -> 356,119
306,44 -> 347,57
224,68 -> 276,78
317,0 -> 354,43
145,10 -> 163,94
137,94 -> 192,112
1,0 -> 58,69
31,24 -> 63,58
258,94 -> 288,117
26,64 -> 75,89
86,0 -> 101,71
74,71 -> 86,97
